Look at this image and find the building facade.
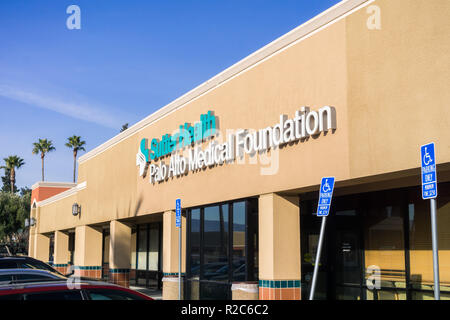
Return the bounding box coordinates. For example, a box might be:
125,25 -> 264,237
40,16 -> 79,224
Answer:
28,0 -> 450,300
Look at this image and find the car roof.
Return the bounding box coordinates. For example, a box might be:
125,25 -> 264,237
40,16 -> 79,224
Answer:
0,255 -> 33,260
0,279 -> 152,299
0,279 -> 123,290
0,268 -> 64,277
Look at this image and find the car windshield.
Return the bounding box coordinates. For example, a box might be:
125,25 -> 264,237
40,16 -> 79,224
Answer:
14,273 -> 64,283
86,288 -> 148,300
17,260 -> 57,273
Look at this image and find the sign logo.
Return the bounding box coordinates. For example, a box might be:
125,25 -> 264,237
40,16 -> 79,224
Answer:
137,110 -> 217,178
137,106 -> 337,185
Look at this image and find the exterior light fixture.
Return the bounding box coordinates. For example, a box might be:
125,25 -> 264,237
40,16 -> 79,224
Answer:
72,203 -> 81,216
26,217 -> 36,227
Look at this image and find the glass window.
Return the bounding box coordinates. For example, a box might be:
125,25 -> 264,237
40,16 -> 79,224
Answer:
48,235 -> 54,264
25,290 -> 83,300
300,199 -> 328,300
203,205 -> 229,281
15,274 -> 57,282
364,199 -> 406,300
103,234 -> 110,264
17,260 -> 56,273
148,225 -> 159,271
137,225 -> 148,270
68,233 -> 75,265
200,281 -> 230,300
0,261 -> 17,269
0,274 -> 12,284
189,209 -> 201,278
186,199 -> 258,300
131,229 -> 137,270
87,288 -> 147,300
408,183 -> 450,300
187,280 -> 200,300
233,202 -> 246,281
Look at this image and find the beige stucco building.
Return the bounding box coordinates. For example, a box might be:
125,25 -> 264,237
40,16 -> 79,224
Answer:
28,0 -> 450,300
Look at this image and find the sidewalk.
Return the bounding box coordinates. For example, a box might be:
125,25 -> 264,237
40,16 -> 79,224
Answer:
130,286 -> 162,300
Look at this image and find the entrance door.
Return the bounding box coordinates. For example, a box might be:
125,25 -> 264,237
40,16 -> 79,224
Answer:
135,222 -> 162,289
301,195 -> 364,300
329,213 -> 364,300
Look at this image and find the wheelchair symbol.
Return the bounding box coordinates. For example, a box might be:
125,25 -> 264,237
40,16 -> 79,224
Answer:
423,147 -> 433,166
322,179 -> 331,193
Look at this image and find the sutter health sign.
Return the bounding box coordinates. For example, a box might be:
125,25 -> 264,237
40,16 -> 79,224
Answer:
137,106 -> 337,184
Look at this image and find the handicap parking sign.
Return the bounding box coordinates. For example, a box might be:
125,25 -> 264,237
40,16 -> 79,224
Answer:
176,198 -> 181,228
317,177 -> 335,217
421,143 -> 437,199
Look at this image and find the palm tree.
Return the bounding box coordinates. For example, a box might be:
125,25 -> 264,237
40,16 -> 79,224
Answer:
120,123 -> 129,132
65,136 -> 86,183
32,139 -> 55,181
0,156 -> 25,193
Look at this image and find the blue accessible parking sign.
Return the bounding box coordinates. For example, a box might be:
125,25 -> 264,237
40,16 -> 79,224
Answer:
317,177 -> 335,217
421,143 -> 438,199
176,198 -> 181,228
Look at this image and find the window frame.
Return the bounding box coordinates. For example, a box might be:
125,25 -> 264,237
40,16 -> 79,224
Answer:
185,197 -> 258,300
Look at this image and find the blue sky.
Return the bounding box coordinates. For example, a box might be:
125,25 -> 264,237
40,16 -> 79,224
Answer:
0,0 -> 340,189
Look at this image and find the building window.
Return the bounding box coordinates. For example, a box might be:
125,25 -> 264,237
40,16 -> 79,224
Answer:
300,181 -> 450,300
363,193 -> 407,300
134,222 -> 162,289
185,198 -> 258,300
48,234 -> 54,264
68,232 -> 75,265
407,183 -> 450,299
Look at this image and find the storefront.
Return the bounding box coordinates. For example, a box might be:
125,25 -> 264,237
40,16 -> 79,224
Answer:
301,182 -> 450,300
27,0 -> 450,300
185,198 -> 258,300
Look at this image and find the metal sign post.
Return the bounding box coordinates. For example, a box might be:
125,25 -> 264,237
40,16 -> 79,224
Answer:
309,177 -> 335,300
176,198 -> 182,300
421,142 -> 440,300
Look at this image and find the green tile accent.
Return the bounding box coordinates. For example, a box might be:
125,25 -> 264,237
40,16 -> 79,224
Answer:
53,264 -> 68,267
163,272 -> 185,276
259,279 -> 301,289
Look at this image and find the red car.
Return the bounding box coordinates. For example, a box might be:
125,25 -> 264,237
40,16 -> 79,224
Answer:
0,280 -> 153,300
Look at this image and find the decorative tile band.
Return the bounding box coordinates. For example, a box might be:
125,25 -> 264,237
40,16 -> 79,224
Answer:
53,264 -> 69,268
259,280 -> 301,288
163,272 -> 185,276
73,266 -> 102,270
259,280 -> 301,300
109,268 -> 130,273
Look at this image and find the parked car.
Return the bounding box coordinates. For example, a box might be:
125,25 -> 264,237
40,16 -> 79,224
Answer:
0,255 -> 63,275
0,269 -> 67,285
0,245 -> 12,256
0,280 -> 153,300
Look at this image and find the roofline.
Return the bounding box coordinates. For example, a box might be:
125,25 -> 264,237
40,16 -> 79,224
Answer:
78,0 -> 373,165
31,181 -> 77,190
36,181 -> 87,207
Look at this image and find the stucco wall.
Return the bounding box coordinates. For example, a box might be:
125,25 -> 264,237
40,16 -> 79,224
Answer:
36,0 -> 450,233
